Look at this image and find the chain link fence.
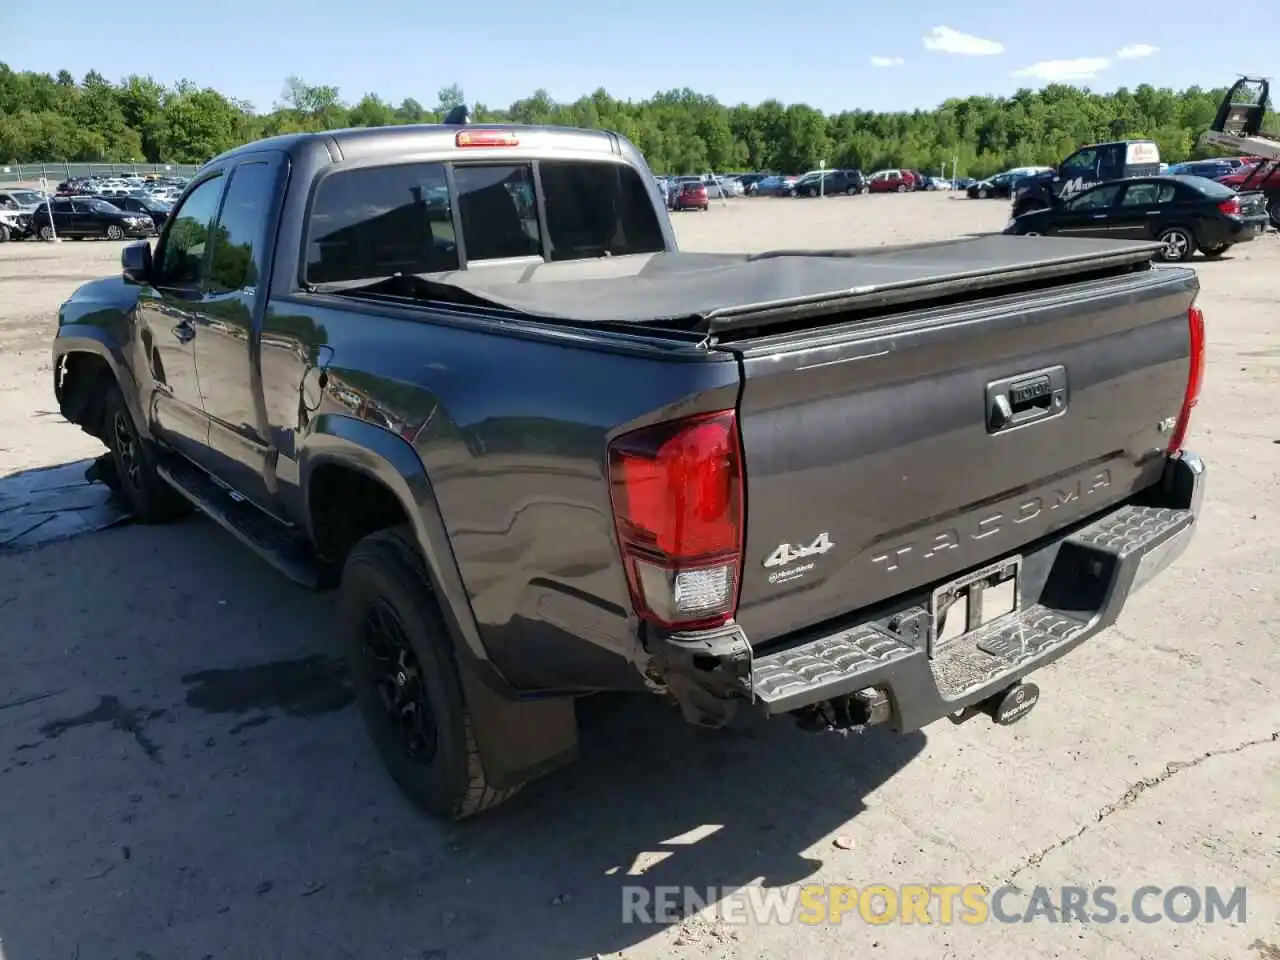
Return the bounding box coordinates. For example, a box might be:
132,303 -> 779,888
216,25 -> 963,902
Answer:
0,162 -> 203,185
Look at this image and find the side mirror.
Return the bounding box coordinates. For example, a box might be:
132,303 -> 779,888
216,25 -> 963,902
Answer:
122,240 -> 152,285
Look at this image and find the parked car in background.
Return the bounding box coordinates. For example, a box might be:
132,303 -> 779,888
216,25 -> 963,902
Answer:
736,173 -> 770,194
753,174 -> 799,196
1005,174 -> 1268,261
1011,141 -> 1160,215
794,169 -> 866,196
866,169 -> 915,193
29,196 -> 158,240
967,171 -> 1026,199
1166,160 -> 1237,180
96,194 -> 173,229
0,188 -> 46,213
671,180 -> 709,211
0,209 -> 29,242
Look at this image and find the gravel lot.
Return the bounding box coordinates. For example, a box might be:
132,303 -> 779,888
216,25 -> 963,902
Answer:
0,193 -> 1277,960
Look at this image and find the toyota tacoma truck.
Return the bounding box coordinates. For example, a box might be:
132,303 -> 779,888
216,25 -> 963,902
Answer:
51,114 -> 1207,820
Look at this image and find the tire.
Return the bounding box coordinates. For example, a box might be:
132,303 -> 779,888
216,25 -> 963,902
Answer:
788,188 -> 797,197
1200,243 -> 1228,258
39,224 -> 54,241
341,526 -> 520,820
978,188 -> 989,199
896,184 -> 907,193
1157,226 -> 1195,263
845,186 -> 857,196
0,224 -> 9,243
102,384 -> 191,522
105,224 -> 124,241
1268,198 -> 1280,230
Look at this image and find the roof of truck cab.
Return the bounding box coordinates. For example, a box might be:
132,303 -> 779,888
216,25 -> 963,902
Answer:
204,123 -> 618,169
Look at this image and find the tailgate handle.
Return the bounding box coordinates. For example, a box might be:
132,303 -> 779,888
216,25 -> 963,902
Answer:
986,365 -> 1067,433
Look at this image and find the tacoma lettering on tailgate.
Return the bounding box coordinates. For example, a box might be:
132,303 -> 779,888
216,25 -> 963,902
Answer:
870,469 -> 1112,574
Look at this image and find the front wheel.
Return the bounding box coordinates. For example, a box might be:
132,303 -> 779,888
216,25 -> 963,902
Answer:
978,188 -> 989,199
101,384 -> 191,522
845,186 -> 857,196
0,224 -> 9,243
896,184 -> 907,193
1268,198 -> 1280,229
105,224 -> 124,241
39,224 -> 55,241
342,526 -> 520,820
1157,226 -> 1195,262
1200,243 -> 1228,258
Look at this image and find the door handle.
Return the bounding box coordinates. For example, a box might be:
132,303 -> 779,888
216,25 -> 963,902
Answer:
1090,213 -> 1108,219
171,321 -> 195,344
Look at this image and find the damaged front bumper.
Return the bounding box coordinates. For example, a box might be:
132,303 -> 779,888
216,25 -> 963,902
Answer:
648,451 -> 1206,731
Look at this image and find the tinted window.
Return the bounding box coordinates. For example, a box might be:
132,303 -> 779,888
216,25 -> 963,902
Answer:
52,199 -> 71,212
1065,183 -> 1122,211
1061,148 -> 1098,178
539,160 -> 665,261
155,176 -> 225,289
305,162 -> 458,284
454,164 -> 541,261
1120,182 -> 1175,206
1098,144 -> 1124,179
208,161 -> 275,294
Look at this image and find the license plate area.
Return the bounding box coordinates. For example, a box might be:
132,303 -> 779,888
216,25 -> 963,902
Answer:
928,557 -> 1022,657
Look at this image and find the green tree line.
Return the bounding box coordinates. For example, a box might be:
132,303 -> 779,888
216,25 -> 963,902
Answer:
1,63 -> 1274,178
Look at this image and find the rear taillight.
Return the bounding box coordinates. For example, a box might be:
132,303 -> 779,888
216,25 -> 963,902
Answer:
1217,196 -> 1241,216
608,411 -> 744,629
1167,305 -> 1205,454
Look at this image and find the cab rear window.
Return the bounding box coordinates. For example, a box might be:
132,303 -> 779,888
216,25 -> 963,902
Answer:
304,158 -> 664,284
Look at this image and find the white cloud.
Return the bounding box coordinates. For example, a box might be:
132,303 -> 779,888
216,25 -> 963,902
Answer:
1116,43 -> 1159,59
870,56 -> 905,67
922,26 -> 1005,56
1011,57 -> 1112,82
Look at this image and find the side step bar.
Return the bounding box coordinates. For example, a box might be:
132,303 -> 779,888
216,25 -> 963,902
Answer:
156,460 -> 331,590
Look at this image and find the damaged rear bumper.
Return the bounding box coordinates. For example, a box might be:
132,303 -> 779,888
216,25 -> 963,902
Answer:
649,451 -> 1205,731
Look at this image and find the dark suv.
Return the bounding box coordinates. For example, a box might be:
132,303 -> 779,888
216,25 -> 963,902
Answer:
795,169 -> 866,197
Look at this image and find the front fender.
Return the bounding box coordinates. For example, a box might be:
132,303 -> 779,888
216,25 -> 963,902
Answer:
53,326 -> 151,441
297,413 -> 493,671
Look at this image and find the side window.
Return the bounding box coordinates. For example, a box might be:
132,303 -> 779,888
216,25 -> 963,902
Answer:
454,164 -> 541,261
154,176 -> 225,290
1120,183 -> 1175,206
52,199 -> 71,213
1065,183 -> 1122,211
207,161 -> 275,294
1061,148 -> 1098,179
1098,144 -> 1124,180
539,160 -> 665,261
305,162 -> 458,285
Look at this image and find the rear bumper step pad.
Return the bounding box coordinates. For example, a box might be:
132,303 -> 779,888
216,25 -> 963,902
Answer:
744,453 -> 1204,730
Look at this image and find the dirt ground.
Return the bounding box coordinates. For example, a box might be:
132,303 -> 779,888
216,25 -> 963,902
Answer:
0,193 -> 1277,960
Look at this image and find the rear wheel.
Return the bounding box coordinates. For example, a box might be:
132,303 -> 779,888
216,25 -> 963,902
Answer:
341,526 -> 520,820
1200,243 -> 1228,258
1157,226 -> 1195,262
1268,198 -> 1280,229
0,224 -> 9,243
38,224 -> 54,241
896,184 -> 907,193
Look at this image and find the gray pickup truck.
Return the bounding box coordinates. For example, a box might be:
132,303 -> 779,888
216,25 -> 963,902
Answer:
51,115 -> 1207,819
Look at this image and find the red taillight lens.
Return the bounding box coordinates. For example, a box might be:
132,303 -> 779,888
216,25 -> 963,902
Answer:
1168,305 -> 1205,454
608,411 -> 744,629
455,130 -> 519,148
1217,196 -> 1241,216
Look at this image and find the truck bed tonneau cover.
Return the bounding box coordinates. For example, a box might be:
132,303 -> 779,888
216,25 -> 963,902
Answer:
427,234 -> 1162,332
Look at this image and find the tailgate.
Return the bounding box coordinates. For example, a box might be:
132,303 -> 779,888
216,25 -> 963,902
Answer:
729,266 -> 1198,644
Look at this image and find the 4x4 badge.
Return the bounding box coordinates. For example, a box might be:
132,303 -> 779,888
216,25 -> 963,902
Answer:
763,532 -> 835,569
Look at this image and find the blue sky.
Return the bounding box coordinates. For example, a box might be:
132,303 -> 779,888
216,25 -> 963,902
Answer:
3,0 -> 1273,113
